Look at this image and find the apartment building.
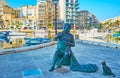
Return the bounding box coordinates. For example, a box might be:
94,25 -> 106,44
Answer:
78,10 -> 98,29
36,0 -> 56,31
37,0 -> 47,29
0,4 -> 18,29
58,0 -> 79,25
1,14 -> 11,29
10,18 -> 24,30
18,5 -> 37,30
0,5 -> 18,18
46,0 -> 55,30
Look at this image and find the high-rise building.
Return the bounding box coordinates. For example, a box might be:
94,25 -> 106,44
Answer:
37,0 -> 55,30
78,10 -> 98,29
37,0 -> 47,29
46,0 -> 55,30
58,0 -> 79,25
18,5 -> 37,30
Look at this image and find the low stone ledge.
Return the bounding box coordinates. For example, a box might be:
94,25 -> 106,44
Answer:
0,41 -> 57,55
77,40 -> 120,50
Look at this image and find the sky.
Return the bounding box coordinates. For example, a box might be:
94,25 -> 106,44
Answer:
6,0 -> 120,21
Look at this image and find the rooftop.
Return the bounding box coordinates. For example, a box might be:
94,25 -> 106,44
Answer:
0,41 -> 120,78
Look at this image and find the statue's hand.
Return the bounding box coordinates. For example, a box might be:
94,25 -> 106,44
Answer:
65,42 -> 71,46
54,32 -> 64,40
65,41 -> 75,47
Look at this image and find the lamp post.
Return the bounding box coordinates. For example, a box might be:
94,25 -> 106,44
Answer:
53,0 -> 59,35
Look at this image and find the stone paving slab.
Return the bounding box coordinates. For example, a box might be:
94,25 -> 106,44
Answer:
0,41 -> 120,78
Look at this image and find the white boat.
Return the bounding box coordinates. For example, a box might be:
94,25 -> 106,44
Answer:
9,32 -> 26,36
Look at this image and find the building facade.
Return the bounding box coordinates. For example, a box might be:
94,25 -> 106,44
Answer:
0,0 -> 8,6
18,5 -> 37,30
37,0 -> 55,31
1,14 -> 11,29
0,4 -> 18,29
0,5 -> 18,18
58,0 -> 79,25
78,10 -> 98,29
37,0 -> 47,29
46,0 -> 55,30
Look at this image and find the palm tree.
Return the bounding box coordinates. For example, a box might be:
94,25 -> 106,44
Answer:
86,23 -> 90,30
48,24 -> 52,28
108,22 -> 113,31
38,24 -> 42,29
103,21 -> 109,32
98,23 -> 103,29
114,20 -> 120,27
105,34 -> 112,43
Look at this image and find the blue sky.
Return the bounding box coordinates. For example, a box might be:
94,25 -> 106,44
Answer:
78,0 -> 120,21
6,0 -> 120,21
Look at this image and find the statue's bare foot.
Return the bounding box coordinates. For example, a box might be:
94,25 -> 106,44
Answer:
57,65 -> 61,68
49,66 -> 55,72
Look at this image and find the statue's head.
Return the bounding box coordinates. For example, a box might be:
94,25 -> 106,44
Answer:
63,23 -> 71,33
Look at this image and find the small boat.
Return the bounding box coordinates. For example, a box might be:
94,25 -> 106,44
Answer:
0,31 -> 9,39
0,31 -> 9,36
24,38 -> 51,46
9,32 -> 26,36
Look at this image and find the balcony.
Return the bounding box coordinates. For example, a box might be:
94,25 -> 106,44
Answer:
66,2 -> 74,5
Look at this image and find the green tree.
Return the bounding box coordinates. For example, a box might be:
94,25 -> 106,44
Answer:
38,24 -> 42,29
98,23 -> 103,29
47,24 -> 52,28
86,23 -> 90,30
12,22 -> 14,25
114,20 -> 120,27
10,26 -> 14,29
15,21 -> 23,29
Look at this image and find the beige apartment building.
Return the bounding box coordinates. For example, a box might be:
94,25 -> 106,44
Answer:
0,5 -> 18,18
10,18 -> 24,30
0,4 -> 18,29
18,5 -> 37,30
1,14 -> 25,30
1,14 -> 11,29
37,0 -> 47,30
46,0 -> 55,30
37,0 -> 57,31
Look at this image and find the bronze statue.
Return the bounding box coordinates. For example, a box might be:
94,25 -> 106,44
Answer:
49,23 -> 98,73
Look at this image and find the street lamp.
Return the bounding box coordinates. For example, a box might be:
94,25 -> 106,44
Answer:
53,0 -> 59,35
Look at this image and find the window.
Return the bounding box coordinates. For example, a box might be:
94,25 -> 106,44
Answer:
49,8 -> 51,11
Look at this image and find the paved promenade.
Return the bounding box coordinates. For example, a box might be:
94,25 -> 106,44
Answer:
0,41 -> 120,78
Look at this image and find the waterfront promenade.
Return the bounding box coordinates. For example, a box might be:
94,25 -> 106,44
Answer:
0,41 -> 120,78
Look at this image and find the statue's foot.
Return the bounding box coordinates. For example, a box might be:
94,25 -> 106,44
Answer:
57,65 -> 61,68
112,74 -> 115,77
49,66 -> 55,72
